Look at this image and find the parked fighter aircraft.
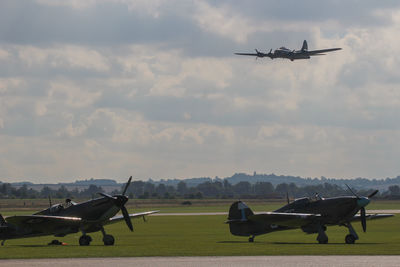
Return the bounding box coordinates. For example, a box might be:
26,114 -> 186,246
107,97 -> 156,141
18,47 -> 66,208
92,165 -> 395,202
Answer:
0,177 -> 158,246
226,187 -> 393,244
235,40 -> 341,61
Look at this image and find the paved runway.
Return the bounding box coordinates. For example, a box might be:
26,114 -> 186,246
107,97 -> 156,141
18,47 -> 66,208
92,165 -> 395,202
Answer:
2,256 -> 400,267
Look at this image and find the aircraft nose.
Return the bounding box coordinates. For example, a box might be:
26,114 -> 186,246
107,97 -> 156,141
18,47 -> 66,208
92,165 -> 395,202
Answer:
357,197 -> 370,208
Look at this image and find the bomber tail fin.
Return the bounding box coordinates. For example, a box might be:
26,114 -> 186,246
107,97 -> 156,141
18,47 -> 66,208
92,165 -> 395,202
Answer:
301,40 -> 308,51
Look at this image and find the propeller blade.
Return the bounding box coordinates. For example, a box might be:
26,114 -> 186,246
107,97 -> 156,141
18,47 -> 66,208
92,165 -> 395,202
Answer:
121,205 -> 133,231
122,176 -> 132,196
360,207 -> 366,232
368,190 -> 379,198
345,184 -> 360,198
98,192 -> 116,200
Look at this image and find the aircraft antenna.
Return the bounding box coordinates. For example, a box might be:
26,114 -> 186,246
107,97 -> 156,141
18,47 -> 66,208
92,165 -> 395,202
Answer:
345,184 -> 359,198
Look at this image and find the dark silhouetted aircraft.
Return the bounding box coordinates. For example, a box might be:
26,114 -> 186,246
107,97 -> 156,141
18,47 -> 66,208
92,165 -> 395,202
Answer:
235,40 -> 341,61
226,187 -> 393,244
0,177 -> 158,246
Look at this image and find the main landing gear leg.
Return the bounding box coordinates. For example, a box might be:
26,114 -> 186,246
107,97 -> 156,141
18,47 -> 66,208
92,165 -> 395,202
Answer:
344,222 -> 359,244
248,235 -> 255,243
1,240 -> 5,246
317,225 -> 328,244
101,227 -> 115,246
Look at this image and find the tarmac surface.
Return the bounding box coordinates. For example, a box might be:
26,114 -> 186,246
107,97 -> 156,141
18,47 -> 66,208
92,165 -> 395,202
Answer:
1,256 -> 400,267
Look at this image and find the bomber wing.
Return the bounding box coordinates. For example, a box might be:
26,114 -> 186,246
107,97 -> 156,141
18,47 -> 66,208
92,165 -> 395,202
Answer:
308,48 -> 341,55
227,212 -> 321,227
105,211 -> 159,225
235,53 -> 262,56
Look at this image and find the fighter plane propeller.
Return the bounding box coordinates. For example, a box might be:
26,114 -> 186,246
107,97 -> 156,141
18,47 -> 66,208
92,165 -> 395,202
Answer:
345,184 -> 379,233
226,189 -> 393,244
0,176 -> 158,246
99,176 -> 133,231
235,40 -> 341,61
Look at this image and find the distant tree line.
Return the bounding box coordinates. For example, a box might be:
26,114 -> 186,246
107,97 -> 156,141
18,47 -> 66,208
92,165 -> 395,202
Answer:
0,183 -> 105,199
0,181 -> 399,200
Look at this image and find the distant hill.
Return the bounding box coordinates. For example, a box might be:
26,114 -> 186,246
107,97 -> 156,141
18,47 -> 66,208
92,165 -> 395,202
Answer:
223,173 -> 400,191
64,178 -> 118,186
144,173 -> 400,191
4,173 -> 400,191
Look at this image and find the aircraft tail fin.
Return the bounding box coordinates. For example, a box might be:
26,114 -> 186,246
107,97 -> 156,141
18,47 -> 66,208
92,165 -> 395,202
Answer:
228,201 -> 254,221
226,201 -> 255,236
301,40 -> 308,51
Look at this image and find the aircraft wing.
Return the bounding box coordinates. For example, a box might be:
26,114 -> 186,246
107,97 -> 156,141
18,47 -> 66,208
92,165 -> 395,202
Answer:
349,213 -> 394,222
6,215 -> 82,226
105,210 -> 159,225
235,53 -> 260,56
227,212 -> 321,227
308,48 -> 341,55
5,215 -> 82,235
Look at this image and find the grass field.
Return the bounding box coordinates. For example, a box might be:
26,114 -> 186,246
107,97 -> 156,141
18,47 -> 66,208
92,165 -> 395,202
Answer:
1,198 -> 399,214
0,199 -> 398,258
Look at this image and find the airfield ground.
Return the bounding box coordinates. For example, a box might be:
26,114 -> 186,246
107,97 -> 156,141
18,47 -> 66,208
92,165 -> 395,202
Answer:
0,199 -> 398,259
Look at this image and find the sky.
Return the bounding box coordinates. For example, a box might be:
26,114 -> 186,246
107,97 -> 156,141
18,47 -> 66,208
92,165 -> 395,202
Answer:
1,0 -> 400,183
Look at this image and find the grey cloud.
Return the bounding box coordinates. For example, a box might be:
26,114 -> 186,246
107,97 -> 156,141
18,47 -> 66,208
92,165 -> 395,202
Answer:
0,1 -> 196,45
1,1 -> 400,181
217,0 -> 399,26
1,0 -> 397,58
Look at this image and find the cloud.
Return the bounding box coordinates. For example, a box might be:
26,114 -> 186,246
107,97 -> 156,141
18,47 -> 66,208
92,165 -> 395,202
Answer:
17,45 -> 110,72
1,1 -> 400,182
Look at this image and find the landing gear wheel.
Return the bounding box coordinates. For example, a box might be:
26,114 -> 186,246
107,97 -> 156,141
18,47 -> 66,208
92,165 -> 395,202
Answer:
79,235 -> 92,246
345,234 -> 356,244
248,236 -> 254,243
103,234 -> 115,246
318,237 -> 328,244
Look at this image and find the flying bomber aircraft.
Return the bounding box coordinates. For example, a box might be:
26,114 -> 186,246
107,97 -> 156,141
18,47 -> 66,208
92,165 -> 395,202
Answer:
226,187 -> 393,244
235,40 -> 341,61
0,177 -> 158,246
